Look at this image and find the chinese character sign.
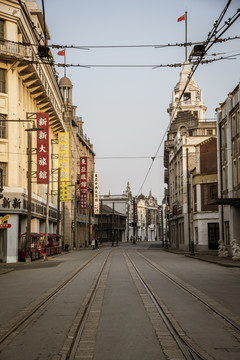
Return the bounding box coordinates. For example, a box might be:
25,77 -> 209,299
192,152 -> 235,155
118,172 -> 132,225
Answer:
58,132 -> 69,201
37,113 -> 49,184
80,157 -> 88,209
93,173 -> 100,214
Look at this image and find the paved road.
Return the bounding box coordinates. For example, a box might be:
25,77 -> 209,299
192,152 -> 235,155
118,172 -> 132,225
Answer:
0,243 -> 240,360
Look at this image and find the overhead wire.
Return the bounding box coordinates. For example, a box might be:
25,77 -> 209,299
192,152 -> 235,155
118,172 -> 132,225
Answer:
136,1 -> 240,196
13,1 -> 240,196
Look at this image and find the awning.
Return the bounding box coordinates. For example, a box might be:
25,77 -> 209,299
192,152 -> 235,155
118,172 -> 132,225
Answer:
209,198 -> 240,206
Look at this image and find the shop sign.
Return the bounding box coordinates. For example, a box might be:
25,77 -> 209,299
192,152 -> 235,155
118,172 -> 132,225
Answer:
37,113 -> 49,184
0,223 -> 11,228
0,215 -> 11,228
58,132 -> 69,201
93,173 -> 99,214
80,157 -> 87,209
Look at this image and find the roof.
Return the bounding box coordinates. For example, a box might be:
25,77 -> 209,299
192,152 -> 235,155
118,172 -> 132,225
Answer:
59,76 -> 72,87
98,204 -> 126,217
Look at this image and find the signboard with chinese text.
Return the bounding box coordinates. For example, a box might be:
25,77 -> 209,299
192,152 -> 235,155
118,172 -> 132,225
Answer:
37,113 -> 49,184
80,157 -> 88,209
58,132 -> 69,201
93,173 -> 99,214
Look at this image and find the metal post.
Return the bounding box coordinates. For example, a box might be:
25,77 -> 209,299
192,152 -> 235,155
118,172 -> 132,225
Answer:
100,199 -> 103,244
44,183 -> 49,259
57,167 -> 60,235
74,182 -> 77,248
26,131 -> 32,262
185,11 -> 188,61
112,202 -> 115,246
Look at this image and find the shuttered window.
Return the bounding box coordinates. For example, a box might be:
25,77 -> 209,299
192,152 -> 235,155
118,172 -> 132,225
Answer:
0,114 -> 7,138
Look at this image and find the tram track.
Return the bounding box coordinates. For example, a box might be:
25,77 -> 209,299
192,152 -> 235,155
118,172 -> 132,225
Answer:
0,250 -> 106,350
136,250 -> 240,337
124,251 -> 211,360
54,249 -> 112,360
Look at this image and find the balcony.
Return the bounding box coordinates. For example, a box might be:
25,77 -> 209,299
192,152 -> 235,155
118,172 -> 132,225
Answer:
1,39 -> 64,132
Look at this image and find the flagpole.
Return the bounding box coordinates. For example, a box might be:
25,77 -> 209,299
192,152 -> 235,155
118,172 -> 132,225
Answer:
64,48 -> 66,77
185,11 -> 188,61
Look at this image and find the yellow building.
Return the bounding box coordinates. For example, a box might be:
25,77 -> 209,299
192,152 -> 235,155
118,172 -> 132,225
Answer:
0,0 -> 96,262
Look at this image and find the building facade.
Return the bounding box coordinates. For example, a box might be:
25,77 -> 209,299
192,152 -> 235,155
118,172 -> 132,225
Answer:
164,61 -> 218,251
216,83 -> 240,251
191,138 -> 219,251
136,192 -> 159,241
95,203 -> 126,244
0,0 -> 96,262
58,76 -> 96,250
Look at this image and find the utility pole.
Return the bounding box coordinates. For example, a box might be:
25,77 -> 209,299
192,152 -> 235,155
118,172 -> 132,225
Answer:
57,167 -> 60,235
44,183 -> 49,259
100,199 -> 103,244
112,202 -> 115,246
74,182 -> 77,248
26,130 -> 32,262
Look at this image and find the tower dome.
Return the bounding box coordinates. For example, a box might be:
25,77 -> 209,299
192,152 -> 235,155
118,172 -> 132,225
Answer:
59,76 -> 73,104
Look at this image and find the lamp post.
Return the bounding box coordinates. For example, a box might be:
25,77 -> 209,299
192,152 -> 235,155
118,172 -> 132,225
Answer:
25,122 -> 44,262
0,118 -> 43,262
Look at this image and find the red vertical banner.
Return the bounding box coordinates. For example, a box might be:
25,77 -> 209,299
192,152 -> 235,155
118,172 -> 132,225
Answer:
37,113 -> 49,184
80,157 -> 88,209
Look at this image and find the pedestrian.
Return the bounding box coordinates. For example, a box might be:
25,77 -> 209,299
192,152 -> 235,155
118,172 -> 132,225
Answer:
95,238 -> 99,249
91,239 -> 95,250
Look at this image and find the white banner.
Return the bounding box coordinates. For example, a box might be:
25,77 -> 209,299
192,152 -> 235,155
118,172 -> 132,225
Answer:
93,173 -> 100,214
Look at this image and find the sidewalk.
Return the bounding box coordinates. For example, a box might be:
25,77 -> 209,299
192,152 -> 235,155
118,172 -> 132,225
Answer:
164,248 -> 240,268
0,251 -> 69,276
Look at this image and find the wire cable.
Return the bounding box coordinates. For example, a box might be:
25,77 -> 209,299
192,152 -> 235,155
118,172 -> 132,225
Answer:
136,2 -> 240,196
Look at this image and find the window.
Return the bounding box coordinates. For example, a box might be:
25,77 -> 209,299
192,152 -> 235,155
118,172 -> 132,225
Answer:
210,184 -> 217,200
233,159 -> 237,187
0,162 -> 7,186
238,110 -> 240,134
0,69 -> 6,93
232,114 -> 236,138
207,129 -> 213,135
238,157 -> 240,186
0,19 -> 4,43
0,114 -> 7,138
225,221 -> 230,245
183,92 -> 191,102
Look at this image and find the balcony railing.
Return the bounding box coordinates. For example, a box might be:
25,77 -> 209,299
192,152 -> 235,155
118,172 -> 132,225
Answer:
1,39 -> 64,125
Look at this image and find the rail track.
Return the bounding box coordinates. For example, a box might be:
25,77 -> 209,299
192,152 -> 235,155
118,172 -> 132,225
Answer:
58,249 -> 213,360
125,251 -> 211,360
1,245 -> 240,360
136,250 -> 240,335
0,250 -> 107,350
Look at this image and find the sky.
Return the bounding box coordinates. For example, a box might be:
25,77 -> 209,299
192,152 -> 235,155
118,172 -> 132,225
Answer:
36,0 -> 240,202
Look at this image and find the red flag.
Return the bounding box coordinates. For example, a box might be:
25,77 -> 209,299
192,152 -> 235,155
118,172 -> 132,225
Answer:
57,49 -> 65,56
177,14 -> 185,22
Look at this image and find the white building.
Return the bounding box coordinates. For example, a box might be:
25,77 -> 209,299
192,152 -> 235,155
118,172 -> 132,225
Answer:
136,192 -> 159,242
164,61 -> 218,251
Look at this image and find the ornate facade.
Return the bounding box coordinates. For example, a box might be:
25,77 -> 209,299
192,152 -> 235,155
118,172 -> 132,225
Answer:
216,83 -> 240,251
0,0 -> 96,262
164,61 -> 218,251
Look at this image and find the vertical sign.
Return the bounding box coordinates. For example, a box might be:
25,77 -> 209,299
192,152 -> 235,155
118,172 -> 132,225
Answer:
58,132 -> 69,201
80,157 -> 87,209
37,113 -> 49,184
93,173 -> 99,214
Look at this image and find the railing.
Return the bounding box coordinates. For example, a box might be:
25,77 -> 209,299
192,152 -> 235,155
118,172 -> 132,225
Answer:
0,40 -> 32,58
0,39 -> 64,125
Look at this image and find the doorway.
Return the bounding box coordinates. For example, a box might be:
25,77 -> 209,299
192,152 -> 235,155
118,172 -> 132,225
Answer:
208,223 -> 219,250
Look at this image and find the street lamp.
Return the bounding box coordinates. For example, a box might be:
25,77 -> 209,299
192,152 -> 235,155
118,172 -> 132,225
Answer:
0,119 -> 43,262
25,122 -> 43,262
